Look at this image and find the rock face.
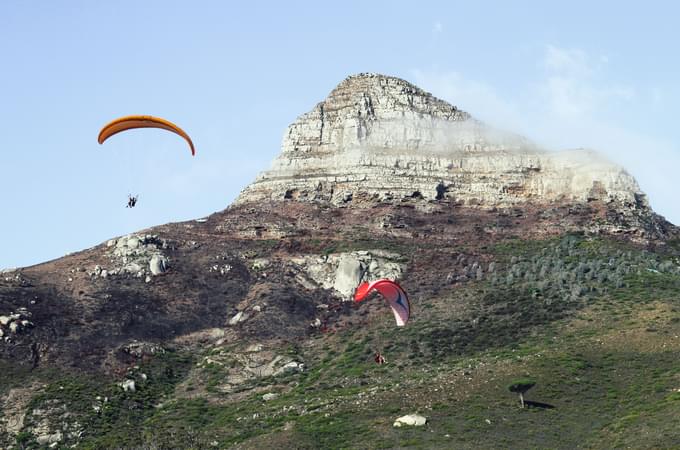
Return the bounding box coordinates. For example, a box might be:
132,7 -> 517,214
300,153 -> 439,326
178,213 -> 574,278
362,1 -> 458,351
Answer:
149,254 -> 169,275
94,234 -> 170,279
333,255 -> 365,298
393,414 -> 427,427
292,250 -> 406,299
236,73 -> 647,210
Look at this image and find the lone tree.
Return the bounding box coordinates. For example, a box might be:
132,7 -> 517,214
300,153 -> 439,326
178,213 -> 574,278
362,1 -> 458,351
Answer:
507,378 -> 536,408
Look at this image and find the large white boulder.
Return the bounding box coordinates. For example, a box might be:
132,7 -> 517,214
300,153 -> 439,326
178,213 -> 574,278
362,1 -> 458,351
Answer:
120,379 -> 136,392
393,414 -> 427,427
333,255 -> 364,298
228,311 -> 248,325
276,361 -> 304,375
126,236 -> 141,249
149,255 -> 169,275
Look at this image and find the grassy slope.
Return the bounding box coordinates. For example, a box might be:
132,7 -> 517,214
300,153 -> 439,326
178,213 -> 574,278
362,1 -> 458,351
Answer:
3,234 -> 680,449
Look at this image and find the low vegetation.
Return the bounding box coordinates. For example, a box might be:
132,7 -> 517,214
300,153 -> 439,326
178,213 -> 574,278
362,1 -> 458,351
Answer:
2,234 -> 680,448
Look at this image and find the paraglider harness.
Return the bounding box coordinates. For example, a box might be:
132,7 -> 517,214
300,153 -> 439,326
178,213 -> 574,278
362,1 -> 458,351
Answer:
127,194 -> 138,208
374,352 -> 386,365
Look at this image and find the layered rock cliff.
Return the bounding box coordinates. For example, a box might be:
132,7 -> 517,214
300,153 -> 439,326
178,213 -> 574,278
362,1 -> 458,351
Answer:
236,73 -> 647,210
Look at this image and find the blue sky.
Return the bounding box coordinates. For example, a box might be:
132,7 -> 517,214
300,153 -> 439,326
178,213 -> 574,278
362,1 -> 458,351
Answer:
2,1 -> 679,268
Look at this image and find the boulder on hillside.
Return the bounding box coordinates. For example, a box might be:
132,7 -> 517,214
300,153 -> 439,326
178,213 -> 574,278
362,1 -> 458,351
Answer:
393,414 -> 427,427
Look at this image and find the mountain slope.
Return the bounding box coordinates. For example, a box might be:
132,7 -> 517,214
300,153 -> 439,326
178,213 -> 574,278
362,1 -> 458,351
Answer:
1,74 -> 679,449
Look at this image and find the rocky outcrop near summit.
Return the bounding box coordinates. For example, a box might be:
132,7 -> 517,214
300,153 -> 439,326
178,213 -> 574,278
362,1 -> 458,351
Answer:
237,73 -> 647,210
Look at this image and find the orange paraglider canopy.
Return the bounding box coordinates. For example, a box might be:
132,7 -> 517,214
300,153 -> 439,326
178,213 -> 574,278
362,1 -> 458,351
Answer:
98,115 -> 195,156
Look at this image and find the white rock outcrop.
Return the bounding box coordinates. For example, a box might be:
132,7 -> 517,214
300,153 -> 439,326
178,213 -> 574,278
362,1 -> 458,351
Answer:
196,348 -> 305,393
36,431 -> 63,446
393,414 -> 427,427
295,250 -> 405,297
277,361 -> 304,374
228,311 -> 248,326
333,255 -> 365,298
120,379 -> 136,392
149,255 -> 169,275
0,310 -> 32,337
95,234 -> 170,279
236,73 -> 647,210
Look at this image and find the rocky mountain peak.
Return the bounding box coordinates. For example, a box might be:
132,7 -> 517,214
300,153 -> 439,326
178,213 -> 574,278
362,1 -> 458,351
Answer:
321,72 -> 470,123
237,73 -> 647,212
277,72 -> 497,159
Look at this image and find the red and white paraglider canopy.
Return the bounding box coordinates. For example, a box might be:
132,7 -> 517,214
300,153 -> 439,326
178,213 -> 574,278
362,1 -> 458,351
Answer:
354,279 -> 410,327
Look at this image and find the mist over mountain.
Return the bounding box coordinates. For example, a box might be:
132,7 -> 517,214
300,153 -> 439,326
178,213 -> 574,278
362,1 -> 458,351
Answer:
239,73 -> 649,215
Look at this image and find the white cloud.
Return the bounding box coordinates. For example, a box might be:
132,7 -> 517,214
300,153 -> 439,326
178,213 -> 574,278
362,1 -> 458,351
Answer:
411,69 -> 524,132
542,45 -> 592,77
411,45 -> 680,224
538,45 -> 635,118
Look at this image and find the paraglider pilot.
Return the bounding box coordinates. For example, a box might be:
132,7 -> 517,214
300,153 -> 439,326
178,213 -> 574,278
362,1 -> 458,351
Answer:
374,352 -> 386,365
127,194 -> 138,208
